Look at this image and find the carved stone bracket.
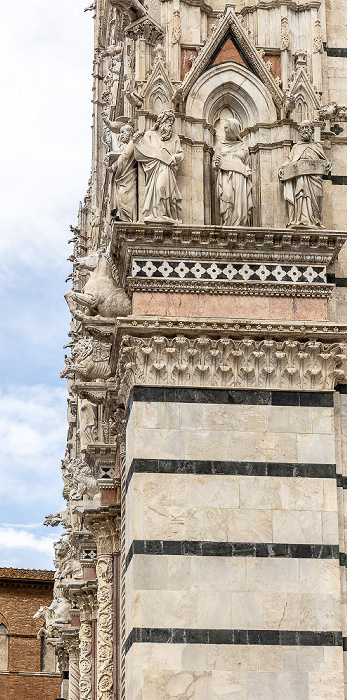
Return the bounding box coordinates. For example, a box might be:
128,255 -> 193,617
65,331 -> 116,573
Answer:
115,333 -> 347,406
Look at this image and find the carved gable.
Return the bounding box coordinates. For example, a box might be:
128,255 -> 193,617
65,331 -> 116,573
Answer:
180,5 -> 283,109
142,56 -> 174,112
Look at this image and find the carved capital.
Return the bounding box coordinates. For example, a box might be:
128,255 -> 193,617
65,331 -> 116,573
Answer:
116,333 -> 346,406
84,509 -> 121,555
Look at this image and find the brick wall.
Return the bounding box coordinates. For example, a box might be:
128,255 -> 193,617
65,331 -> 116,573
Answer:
0,569 -> 61,700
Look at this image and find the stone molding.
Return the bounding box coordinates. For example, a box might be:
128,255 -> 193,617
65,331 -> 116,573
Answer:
116,334 -> 346,405
115,316 -> 347,341
128,278 -> 331,298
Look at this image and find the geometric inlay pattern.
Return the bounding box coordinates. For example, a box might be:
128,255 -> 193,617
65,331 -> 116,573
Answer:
132,259 -> 327,284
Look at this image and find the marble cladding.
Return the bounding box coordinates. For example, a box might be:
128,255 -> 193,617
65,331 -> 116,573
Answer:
124,398 -> 343,698
126,473 -> 338,545
132,292 -> 328,321
125,644 -> 344,700
127,555 -> 341,631
126,402 -> 336,468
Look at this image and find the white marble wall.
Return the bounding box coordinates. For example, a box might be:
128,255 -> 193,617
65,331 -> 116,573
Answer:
124,398 -> 343,699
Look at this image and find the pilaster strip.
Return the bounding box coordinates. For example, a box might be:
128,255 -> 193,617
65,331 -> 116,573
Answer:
125,628 -> 343,653
125,541 -> 339,569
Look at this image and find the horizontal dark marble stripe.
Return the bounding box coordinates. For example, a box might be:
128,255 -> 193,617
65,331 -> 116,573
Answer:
326,47 -> 347,57
125,628 -> 342,654
126,459 -> 336,492
323,174 -> 347,185
125,540 -> 339,569
130,386 -> 334,408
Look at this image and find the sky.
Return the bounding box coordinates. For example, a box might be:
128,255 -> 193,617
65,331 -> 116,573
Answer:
0,2 -> 94,570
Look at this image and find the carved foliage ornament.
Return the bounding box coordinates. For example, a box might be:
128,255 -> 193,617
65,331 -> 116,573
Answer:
117,335 -> 346,404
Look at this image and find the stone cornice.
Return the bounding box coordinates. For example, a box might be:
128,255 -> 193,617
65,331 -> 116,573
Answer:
114,330 -> 347,406
238,0 -> 321,15
113,225 -> 347,279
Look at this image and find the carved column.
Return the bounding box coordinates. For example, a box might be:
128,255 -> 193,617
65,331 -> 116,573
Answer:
85,512 -> 121,700
79,596 -> 94,700
65,633 -> 80,700
280,15 -> 291,92
56,645 -> 69,700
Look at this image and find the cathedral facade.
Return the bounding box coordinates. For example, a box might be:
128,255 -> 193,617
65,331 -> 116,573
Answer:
44,0 -> 347,697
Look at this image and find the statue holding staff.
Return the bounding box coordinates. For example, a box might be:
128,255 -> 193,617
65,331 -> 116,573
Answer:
279,120 -> 331,227
213,118 -> 252,226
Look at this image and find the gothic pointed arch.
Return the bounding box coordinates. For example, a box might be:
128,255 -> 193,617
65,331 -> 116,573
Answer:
180,5 -> 283,110
185,62 -> 278,128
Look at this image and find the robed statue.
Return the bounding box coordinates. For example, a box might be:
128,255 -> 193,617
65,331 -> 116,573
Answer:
133,109 -> 184,223
102,113 -> 137,222
279,120 -> 331,227
213,118 -> 252,226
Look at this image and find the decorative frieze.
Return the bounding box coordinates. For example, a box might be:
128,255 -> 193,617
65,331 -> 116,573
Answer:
128,257 -> 330,296
131,259 -> 327,284
116,334 -> 346,405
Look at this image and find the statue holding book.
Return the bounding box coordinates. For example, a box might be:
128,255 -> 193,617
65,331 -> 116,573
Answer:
279,120 -> 331,227
133,109 -> 184,223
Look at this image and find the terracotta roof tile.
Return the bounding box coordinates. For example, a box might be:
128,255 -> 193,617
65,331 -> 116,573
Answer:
0,567 -> 54,581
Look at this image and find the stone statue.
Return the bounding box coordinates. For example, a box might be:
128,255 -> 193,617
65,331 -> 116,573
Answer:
133,109 -> 184,223
65,456 -> 99,500
64,248 -> 131,320
78,398 -> 97,452
279,120 -> 331,227
60,337 -> 113,382
90,207 -> 101,251
34,597 -> 70,637
53,539 -> 83,581
213,118 -> 252,226
102,113 -> 137,222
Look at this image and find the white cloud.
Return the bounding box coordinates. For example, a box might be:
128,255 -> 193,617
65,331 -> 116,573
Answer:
0,528 -> 57,556
0,385 -> 67,506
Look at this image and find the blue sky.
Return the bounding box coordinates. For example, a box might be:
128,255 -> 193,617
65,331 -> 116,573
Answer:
0,1 -> 94,569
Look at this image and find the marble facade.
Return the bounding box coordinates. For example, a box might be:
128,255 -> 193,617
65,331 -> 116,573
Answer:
44,0 -> 347,697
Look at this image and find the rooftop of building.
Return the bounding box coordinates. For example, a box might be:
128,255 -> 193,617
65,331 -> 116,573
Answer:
0,567 -> 54,581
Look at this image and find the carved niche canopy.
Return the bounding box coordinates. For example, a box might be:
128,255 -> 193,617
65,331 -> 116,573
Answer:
178,5 -> 283,109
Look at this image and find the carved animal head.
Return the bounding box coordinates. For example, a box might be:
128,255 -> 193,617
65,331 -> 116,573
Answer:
74,249 -> 104,271
33,606 -> 48,621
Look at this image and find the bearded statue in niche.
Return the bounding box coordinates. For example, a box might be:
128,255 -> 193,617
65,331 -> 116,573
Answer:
213,118 -> 253,226
279,120 -> 331,227
133,109 -> 184,223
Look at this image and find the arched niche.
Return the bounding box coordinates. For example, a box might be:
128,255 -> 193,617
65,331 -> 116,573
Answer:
0,623 -> 9,671
186,62 -> 277,129
184,62 -> 277,225
186,62 -> 278,129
